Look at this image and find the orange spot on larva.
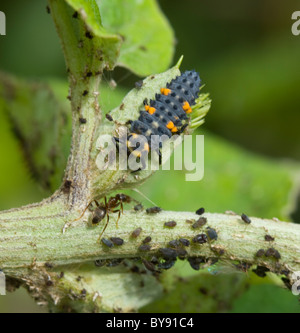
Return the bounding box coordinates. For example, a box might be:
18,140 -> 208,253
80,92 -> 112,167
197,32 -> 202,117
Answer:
148,107 -> 156,115
160,88 -> 171,96
166,121 -> 175,129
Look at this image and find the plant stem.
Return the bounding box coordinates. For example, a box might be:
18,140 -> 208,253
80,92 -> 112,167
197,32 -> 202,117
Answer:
49,0 -> 104,208
1,204 -> 299,277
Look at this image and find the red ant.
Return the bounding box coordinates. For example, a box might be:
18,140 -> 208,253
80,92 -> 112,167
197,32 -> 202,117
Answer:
72,194 -> 139,241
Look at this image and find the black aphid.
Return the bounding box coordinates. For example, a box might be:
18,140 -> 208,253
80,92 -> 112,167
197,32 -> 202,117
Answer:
255,249 -> 265,258
192,233 -> 208,244
135,80 -> 144,89
142,260 -> 157,272
101,238 -> 114,248
138,244 -> 151,252
105,113 -> 113,122
142,236 -> 152,244
196,207 -> 205,215
264,234 -> 275,242
164,221 -> 177,228
134,203 -> 143,211
110,237 -> 124,246
146,206 -> 162,214
265,248 -> 281,259
192,217 -> 207,229
158,260 -> 176,270
158,248 -> 177,260
179,238 -> 190,247
168,239 -> 181,248
131,227 -> 142,238
206,227 -> 218,241
241,213 -> 251,224
188,257 -> 205,270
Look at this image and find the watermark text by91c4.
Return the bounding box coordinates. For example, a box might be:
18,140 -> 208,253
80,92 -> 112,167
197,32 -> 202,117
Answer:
96,130 -> 204,182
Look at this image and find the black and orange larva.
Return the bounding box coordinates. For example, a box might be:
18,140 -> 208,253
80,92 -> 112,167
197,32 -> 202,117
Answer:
119,70 -> 201,167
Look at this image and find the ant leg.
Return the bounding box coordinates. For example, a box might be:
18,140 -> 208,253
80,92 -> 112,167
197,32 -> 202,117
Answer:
97,214 -> 110,242
73,200 -> 98,222
94,196 -> 106,208
117,209 -> 121,228
62,200 -> 96,233
111,209 -> 121,228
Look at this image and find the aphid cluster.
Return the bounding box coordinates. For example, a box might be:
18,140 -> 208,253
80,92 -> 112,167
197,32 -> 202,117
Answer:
255,247 -> 281,260
154,237 -> 192,270
121,70 -> 201,167
157,247 -> 178,270
265,247 -> 281,259
188,257 -> 205,271
252,266 -> 270,278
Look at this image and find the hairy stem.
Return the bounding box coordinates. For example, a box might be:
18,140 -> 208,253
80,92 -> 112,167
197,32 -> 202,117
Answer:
49,0 -> 104,208
1,205 -> 299,276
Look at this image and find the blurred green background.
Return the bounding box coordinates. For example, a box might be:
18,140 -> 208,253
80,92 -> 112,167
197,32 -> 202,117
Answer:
0,0 -> 300,313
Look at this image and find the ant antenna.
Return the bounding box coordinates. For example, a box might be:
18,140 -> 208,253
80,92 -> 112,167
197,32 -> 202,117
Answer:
131,188 -> 157,206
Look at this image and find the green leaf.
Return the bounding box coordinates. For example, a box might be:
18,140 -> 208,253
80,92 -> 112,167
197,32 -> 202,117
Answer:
49,262 -> 163,313
138,130 -> 297,221
63,0 -> 122,72
97,0 -> 175,76
59,0 -> 175,76
230,284 -> 300,313
0,72 -> 71,192
206,37 -> 300,161
141,264 -> 249,313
